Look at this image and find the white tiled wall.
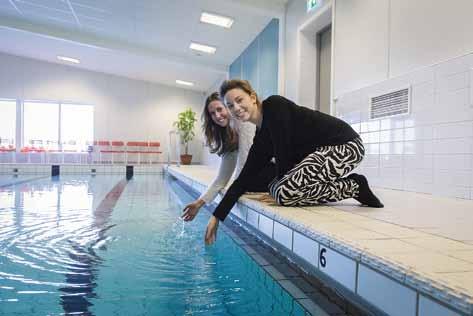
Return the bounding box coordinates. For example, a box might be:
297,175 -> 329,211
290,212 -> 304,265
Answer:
336,53 -> 473,199
258,215 -> 274,238
357,265 -> 417,316
319,245 -> 357,292
273,221 -> 293,250
293,231 -> 319,267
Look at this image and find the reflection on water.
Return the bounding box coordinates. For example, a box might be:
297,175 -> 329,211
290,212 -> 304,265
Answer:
0,176 -> 123,315
1,175 -> 309,316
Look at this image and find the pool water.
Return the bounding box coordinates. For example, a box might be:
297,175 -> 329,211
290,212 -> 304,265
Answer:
0,175 -> 309,315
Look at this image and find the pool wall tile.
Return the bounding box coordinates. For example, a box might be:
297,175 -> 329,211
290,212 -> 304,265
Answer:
259,214 -> 274,238
358,264 -> 417,316
247,208 -> 259,228
418,295 -> 463,316
273,221 -> 293,250
263,265 -> 286,280
233,203 -> 248,221
318,245 -> 357,292
250,253 -> 270,266
297,299 -> 331,316
293,231 -> 319,269
279,280 -> 309,299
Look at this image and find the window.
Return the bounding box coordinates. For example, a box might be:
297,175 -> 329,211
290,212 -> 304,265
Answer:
0,100 -> 16,148
61,104 -> 94,152
23,101 -> 60,150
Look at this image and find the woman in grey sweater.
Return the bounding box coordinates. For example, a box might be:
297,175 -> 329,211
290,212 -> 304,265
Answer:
181,92 -> 275,222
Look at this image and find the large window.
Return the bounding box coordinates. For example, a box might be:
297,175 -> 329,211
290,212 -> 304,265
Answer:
23,102 -> 94,151
0,100 -> 16,148
61,104 -> 94,151
24,101 -> 60,150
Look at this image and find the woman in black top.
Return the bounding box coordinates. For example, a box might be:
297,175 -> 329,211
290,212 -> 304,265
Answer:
204,80 -> 383,245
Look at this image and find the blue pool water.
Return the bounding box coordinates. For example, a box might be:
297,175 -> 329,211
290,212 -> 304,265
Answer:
0,175 -> 309,315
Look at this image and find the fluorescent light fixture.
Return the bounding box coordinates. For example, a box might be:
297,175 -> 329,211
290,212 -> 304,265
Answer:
200,12 -> 234,28
57,55 -> 80,64
189,42 -> 216,54
176,80 -> 194,86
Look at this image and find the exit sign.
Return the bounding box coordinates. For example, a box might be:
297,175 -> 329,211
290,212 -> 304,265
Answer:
307,0 -> 319,12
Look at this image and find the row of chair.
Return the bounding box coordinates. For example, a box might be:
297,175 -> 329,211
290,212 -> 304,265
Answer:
94,141 -> 162,164
0,140 -> 162,164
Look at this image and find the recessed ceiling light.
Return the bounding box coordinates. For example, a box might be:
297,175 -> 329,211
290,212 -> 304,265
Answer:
57,55 -> 80,64
200,12 -> 234,28
176,80 -> 194,86
189,42 -> 216,54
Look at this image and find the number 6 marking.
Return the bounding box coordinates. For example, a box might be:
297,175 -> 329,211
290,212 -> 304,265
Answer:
320,248 -> 327,268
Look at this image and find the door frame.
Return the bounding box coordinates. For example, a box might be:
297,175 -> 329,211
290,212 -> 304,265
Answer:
296,3 -> 333,112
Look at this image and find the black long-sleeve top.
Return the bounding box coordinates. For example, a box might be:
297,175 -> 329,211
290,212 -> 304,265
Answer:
213,95 -> 359,221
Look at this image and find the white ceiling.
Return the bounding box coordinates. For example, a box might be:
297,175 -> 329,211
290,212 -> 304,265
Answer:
0,0 -> 288,92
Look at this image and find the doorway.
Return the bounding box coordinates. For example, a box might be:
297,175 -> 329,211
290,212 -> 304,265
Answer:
317,26 -> 332,114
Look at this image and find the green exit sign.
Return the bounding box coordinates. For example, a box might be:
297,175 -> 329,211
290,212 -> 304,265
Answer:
307,0 -> 319,12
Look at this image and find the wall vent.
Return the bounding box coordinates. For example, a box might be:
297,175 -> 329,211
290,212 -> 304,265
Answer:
369,87 -> 410,119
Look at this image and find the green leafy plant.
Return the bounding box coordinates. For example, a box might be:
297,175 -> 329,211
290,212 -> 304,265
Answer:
173,108 -> 197,155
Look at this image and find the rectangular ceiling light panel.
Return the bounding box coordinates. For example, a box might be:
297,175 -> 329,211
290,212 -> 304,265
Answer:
57,55 -> 80,64
200,12 -> 233,28
189,42 -> 216,54
176,80 -> 194,86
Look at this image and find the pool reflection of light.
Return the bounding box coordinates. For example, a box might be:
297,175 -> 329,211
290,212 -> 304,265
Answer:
0,176 -> 124,315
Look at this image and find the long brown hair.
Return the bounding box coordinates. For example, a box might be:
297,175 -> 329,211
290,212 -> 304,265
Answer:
202,92 -> 238,156
219,79 -> 262,108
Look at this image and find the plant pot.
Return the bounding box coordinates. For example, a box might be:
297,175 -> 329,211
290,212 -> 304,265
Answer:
180,154 -> 192,165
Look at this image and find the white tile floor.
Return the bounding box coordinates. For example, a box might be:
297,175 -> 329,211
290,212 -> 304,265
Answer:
168,164 -> 473,316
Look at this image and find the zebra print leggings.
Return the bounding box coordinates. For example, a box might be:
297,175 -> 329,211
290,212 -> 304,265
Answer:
269,137 -> 365,206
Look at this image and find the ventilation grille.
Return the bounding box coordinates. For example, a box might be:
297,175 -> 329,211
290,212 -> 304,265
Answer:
370,87 -> 410,119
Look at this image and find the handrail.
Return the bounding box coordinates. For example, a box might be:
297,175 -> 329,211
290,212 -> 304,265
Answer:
168,130 -> 181,167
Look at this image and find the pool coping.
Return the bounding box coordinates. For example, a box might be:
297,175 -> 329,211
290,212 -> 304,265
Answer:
166,165 -> 473,316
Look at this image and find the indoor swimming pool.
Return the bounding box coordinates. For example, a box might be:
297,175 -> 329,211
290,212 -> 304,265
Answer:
0,175 -> 311,315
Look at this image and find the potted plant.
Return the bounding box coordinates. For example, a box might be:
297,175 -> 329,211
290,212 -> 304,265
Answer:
173,108 -> 197,165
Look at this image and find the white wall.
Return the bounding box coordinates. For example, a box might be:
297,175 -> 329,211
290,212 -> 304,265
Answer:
336,52 -> 473,200
333,0 -> 389,98
333,0 -> 473,97
0,52 -> 205,163
283,0 -> 473,200
331,0 -> 473,200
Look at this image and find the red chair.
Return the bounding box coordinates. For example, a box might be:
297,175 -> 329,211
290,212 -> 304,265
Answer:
0,145 -> 16,163
126,141 -> 148,164
148,141 -> 162,164
94,140 -> 111,164
110,141 -> 125,164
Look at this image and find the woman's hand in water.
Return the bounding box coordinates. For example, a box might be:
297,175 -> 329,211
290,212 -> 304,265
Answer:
181,199 -> 205,221
205,215 -> 219,245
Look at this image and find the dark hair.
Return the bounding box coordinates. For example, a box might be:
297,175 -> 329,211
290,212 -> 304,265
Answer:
201,92 -> 238,156
219,79 -> 262,108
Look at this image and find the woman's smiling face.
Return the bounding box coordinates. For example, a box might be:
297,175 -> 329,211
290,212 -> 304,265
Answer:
223,88 -> 258,123
207,100 -> 230,127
